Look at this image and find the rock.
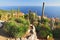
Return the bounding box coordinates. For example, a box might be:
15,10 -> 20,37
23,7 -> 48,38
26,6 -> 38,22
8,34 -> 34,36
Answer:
21,24 -> 39,40
22,24 -> 39,40
21,38 -> 27,40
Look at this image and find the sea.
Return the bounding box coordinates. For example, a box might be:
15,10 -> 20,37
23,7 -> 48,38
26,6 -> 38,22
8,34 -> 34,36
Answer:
0,6 -> 60,18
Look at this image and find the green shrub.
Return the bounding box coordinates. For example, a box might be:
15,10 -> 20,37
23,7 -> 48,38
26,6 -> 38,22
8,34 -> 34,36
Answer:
4,17 -> 30,38
36,24 -> 53,38
15,17 -> 30,25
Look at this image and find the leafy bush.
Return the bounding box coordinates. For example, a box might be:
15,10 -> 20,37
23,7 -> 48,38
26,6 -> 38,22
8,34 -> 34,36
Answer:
36,24 -> 53,38
4,17 -> 30,38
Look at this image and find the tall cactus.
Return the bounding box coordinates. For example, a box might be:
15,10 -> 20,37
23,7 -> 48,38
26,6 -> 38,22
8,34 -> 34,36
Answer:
17,7 -> 20,18
11,8 -> 13,18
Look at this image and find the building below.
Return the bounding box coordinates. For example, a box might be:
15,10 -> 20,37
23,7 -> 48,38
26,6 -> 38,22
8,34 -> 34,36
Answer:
0,11 -> 24,21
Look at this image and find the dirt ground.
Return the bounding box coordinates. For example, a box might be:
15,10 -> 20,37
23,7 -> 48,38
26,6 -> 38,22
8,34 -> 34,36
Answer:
0,28 -> 9,40
0,36 -> 8,40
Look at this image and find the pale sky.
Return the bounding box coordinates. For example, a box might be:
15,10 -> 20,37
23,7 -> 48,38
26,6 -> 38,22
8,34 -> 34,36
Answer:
0,0 -> 60,6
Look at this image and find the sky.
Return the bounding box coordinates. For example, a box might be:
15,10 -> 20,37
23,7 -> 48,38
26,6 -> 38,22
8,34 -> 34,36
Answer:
0,0 -> 60,6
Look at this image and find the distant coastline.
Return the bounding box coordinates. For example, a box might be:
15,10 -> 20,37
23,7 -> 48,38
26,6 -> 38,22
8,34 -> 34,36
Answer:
0,6 -> 60,18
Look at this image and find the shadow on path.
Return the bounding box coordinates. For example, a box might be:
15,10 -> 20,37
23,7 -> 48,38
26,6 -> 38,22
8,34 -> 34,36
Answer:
0,28 -> 9,38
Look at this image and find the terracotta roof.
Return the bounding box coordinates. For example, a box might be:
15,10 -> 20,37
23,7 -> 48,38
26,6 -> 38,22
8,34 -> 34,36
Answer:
13,12 -> 24,17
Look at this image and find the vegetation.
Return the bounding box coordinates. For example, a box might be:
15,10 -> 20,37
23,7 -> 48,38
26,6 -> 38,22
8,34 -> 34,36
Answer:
3,17 -> 30,38
36,24 -> 53,38
55,21 -> 60,27
53,28 -> 60,38
28,10 -> 38,24
36,18 -> 53,39
24,14 -> 29,20
11,9 -> 14,17
24,10 -> 39,27
0,9 -> 60,39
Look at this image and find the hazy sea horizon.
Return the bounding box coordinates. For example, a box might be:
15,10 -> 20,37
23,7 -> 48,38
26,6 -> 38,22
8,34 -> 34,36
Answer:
0,6 -> 60,18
